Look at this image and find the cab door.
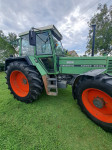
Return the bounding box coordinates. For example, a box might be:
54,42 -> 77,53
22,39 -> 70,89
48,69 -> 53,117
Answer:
36,31 -> 55,73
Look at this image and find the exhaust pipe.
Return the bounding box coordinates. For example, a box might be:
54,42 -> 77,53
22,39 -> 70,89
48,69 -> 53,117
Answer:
91,24 -> 96,56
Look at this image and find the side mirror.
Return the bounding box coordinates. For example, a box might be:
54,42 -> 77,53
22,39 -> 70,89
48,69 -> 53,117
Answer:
29,30 -> 36,46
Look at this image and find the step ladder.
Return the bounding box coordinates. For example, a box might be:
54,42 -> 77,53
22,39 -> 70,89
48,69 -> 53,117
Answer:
42,75 -> 58,96
47,76 -> 58,96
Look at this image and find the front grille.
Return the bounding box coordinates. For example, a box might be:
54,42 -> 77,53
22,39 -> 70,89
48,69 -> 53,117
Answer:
107,60 -> 112,74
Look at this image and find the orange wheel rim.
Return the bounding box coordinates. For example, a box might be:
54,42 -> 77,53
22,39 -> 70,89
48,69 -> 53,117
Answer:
82,88 -> 112,123
10,70 -> 29,97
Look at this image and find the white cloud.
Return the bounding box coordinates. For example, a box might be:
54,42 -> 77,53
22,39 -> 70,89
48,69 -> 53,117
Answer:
57,6 -> 89,54
0,0 -> 109,56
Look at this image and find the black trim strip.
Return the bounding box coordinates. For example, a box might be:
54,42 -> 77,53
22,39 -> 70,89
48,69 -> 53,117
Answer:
60,64 -> 106,67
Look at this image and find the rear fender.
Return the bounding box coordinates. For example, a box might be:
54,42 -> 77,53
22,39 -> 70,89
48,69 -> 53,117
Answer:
5,56 -> 47,76
5,56 -> 32,71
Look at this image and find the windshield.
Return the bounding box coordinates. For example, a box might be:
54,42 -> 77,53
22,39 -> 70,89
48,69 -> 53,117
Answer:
52,35 -> 64,55
36,32 -> 52,55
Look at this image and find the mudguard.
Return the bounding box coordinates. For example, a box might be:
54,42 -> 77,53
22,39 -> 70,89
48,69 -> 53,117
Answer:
5,56 -> 47,76
72,69 -> 106,99
5,56 -> 32,70
72,69 -> 106,86
81,69 -> 106,76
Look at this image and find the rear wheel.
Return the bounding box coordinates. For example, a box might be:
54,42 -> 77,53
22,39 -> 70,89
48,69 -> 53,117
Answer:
6,61 -> 43,103
75,74 -> 112,132
10,70 -> 29,97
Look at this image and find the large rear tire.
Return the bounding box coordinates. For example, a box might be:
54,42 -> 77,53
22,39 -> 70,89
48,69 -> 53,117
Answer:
75,74 -> 112,132
6,61 -> 43,103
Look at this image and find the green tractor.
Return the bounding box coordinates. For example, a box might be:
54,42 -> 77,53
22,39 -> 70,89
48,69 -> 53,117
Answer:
5,25 -> 112,132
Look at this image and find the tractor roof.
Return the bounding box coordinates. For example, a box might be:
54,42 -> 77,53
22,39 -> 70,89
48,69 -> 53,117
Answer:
19,25 -> 62,40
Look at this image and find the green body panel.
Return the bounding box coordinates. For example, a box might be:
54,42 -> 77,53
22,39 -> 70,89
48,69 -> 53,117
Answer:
29,56 -> 47,75
59,56 -> 111,74
28,55 -> 112,76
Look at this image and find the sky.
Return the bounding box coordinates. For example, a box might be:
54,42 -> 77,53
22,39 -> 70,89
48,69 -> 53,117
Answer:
0,0 -> 111,56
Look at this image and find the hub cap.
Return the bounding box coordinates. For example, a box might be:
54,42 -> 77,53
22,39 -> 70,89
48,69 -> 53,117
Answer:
82,88 -> 112,123
93,97 -> 105,109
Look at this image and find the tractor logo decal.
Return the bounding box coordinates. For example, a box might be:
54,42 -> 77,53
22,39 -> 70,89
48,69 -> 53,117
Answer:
60,64 -> 106,67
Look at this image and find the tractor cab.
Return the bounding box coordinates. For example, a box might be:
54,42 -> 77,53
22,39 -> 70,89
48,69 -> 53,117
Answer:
19,25 -> 63,73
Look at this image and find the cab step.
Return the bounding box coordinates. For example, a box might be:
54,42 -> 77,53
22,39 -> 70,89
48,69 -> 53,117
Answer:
47,92 -> 57,96
47,78 -> 56,81
48,85 -> 57,89
42,75 -> 58,96
47,76 -> 58,96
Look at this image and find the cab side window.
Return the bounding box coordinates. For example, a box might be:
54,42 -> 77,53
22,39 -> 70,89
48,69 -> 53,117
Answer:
36,32 -> 52,55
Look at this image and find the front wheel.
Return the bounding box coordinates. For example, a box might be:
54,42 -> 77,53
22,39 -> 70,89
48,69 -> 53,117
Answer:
75,75 -> 112,132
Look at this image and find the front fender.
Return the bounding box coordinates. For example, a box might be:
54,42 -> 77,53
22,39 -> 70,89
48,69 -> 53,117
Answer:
72,68 -> 106,86
72,69 -> 106,99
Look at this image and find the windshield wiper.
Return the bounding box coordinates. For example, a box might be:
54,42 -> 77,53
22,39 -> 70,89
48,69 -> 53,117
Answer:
36,33 -> 50,44
36,34 -> 46,43
44,33 -> 50,43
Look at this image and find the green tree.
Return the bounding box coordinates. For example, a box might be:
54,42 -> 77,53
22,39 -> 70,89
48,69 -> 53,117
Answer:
86,4 -> 112,55
7,32 -> 17,42
8,32 -> 19,49
0,30 -> 17,63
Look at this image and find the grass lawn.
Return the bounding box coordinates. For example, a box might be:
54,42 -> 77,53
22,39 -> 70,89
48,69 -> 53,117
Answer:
0,72 -> 112,150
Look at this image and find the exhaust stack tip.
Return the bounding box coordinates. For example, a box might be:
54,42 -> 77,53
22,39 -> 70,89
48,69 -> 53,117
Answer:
91,24 -> 96,56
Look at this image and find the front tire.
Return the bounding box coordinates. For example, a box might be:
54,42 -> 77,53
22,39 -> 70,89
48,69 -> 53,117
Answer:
75,75 -> 112,132
6,61 -> 43,103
